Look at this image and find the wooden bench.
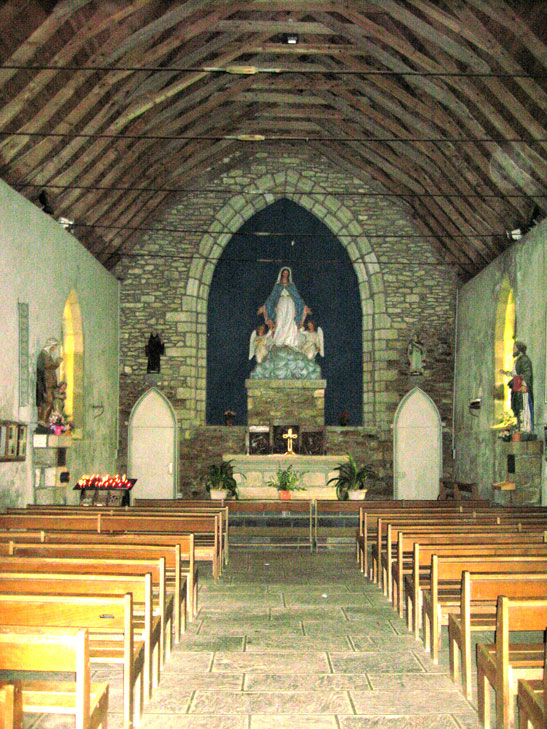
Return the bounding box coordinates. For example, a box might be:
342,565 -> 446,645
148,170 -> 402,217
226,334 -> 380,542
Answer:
391,528 -> 547,617
0,511 -> 222,581
0,593 -> 143,729
517,642 -> 546,729
0,570 -> 160,702
3,548 -> 174,669
448,571 -> 547,700
40,530 -> 198,620
0,627 -> 108,729
20,504 -> 230,568
0,681 -> 22,729
477,597 -> 547,729
13,540 -> 187,648
421,554 -> 547,664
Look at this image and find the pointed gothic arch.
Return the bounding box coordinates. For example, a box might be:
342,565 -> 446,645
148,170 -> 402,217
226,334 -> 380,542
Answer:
61,289 -> 84,431
178,170 -> 390,429
393,387 -> 442,500
494,277 -> 515,424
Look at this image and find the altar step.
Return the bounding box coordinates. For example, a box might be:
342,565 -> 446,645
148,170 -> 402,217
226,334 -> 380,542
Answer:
229,513 -> 358,550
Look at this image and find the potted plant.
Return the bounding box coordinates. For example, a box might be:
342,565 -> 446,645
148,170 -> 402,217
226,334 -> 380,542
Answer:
205,459 -> 238,500
266,464 -> 305,500
328,454 -> 379,501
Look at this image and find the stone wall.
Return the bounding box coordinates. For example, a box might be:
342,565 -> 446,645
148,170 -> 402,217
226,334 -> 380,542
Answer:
116,148 -> 457,482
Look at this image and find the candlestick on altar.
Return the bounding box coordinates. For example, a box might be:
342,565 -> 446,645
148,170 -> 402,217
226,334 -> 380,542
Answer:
283,428 -> 298,456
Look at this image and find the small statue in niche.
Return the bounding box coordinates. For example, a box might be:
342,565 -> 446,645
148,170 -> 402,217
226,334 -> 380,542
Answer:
145,331 -> 165,373
500,340 -> 534,432
408,333 -> 425,375
36,338 -> 63,428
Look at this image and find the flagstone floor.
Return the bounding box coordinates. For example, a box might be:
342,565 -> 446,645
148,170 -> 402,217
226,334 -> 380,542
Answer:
31,548 -> 485,729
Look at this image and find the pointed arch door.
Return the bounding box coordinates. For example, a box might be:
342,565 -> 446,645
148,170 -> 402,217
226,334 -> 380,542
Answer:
128,388 -> 177,500
393,387 -> 442,500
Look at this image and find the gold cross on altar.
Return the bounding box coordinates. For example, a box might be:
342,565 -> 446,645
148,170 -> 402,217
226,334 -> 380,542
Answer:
283,428 -> 298,456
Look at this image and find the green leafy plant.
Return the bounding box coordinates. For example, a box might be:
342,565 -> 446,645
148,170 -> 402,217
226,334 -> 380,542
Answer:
328,454 -> 379,500
266,464 -> 305,492
205,459 -> 239,499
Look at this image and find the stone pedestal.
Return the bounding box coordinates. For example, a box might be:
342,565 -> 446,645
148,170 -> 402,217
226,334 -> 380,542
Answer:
225,453 -> 347,500
246,379 -> 326,426
498,439 -> 543,505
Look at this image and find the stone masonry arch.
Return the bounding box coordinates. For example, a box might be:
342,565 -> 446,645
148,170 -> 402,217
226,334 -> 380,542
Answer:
179,170 -> 391,431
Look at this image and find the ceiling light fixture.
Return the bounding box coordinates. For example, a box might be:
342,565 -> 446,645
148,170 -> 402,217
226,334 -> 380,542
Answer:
284,33 -> 299,45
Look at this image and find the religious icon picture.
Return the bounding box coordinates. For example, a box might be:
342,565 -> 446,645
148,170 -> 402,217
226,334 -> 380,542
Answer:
6,423 -> 18,458
17,425 -> 27,459
0,424 -> 7,459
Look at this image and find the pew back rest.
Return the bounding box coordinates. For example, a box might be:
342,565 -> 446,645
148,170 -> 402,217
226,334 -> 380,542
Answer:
0,593 -> 132,633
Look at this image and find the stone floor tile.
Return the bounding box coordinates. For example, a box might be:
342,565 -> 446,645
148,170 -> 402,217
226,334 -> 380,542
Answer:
212,651 -> 330,673
176,635 -> 245,651
244,634 -> 351,651
250,715 -> 337,728
349,689 -> 473,715
338,716 -> 460,728
190,689 -> 353,713
329,651 -> 425,674
244,672 -> 372,691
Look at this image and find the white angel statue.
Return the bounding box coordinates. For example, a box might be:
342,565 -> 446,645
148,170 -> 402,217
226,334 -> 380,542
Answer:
249,323 -> 273,364
300,320 -> 324,360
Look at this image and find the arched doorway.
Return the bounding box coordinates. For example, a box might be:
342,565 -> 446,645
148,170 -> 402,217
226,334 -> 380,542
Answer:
393,387 -> 442,500
128,388 -> 178,501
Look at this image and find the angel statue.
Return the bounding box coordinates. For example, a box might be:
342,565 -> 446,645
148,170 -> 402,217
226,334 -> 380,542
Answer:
249,323 -> 273,364
300,319 -> 324,360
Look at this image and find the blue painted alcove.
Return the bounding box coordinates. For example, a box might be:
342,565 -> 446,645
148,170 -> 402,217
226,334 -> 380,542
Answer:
206,198 -> 362,425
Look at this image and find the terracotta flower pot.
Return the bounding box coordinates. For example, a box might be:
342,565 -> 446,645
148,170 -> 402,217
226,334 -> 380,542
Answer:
279,490 -> 291,500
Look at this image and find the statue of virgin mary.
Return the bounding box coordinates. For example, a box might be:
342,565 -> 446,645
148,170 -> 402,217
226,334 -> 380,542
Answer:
257,267 -> 311,348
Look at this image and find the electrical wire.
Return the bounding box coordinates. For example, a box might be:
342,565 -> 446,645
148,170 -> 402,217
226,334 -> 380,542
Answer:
0,64 -> 546,79
15,183 -> 547,199
1,131 -> 546,143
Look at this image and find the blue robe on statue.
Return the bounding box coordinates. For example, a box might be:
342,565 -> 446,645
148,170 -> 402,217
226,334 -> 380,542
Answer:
265,282 -> 305,327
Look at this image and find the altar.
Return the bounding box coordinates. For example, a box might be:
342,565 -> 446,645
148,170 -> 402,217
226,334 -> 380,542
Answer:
225,453 -> 348,500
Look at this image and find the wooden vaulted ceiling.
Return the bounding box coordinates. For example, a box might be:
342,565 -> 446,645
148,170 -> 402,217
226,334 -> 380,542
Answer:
1,1 -> 546,281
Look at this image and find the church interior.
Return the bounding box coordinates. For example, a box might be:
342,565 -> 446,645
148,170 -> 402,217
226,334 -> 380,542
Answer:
1,2 -> 547,728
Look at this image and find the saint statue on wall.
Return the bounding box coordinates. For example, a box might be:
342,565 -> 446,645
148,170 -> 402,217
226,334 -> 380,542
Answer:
500,340 -> 534,432
36,338 -> 63,428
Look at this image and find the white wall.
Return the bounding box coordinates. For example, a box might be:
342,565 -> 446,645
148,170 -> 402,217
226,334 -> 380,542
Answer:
0,180 -> 119,506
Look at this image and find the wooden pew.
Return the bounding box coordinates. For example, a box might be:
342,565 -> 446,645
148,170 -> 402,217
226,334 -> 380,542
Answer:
439,480 -> 479,500
40,530 -> 198,620
0,570 -> 160,702
517,642 -> 546,729
0,593 -> 143,729
391,528 -> 547,617
421,554 -> 547,665
0,627 -> 107,729
0,681 -> 22,729
2,548 -> 174,668
12,540 -> 186,648
476,597 -> 547,729
0,511 -> 222,581
357,503 -> 492,576
20,504 -> 230,567
448,571 -> 547,700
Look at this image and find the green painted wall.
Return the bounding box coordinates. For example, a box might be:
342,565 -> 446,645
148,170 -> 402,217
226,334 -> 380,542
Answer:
454,220 -> 546,501
0,180 -> 119,506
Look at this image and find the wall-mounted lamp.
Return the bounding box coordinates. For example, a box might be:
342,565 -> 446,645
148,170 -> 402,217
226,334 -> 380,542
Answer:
506,228 -> 524,241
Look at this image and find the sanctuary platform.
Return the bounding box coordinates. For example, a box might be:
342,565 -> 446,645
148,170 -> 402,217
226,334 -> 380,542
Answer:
225,453 -> 348,499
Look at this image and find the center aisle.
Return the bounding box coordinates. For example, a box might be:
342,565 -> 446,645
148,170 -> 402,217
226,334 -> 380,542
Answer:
120,549 -> 481,728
